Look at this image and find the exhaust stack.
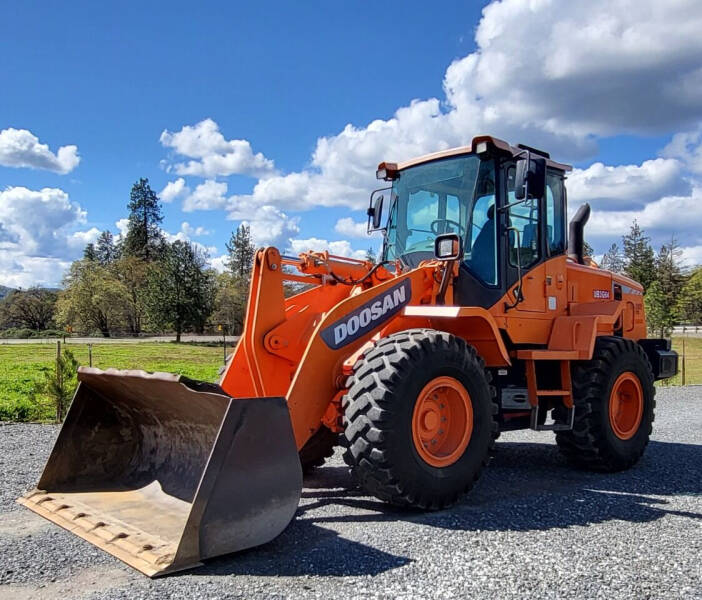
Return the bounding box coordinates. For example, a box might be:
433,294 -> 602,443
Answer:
567,203 -> 591,265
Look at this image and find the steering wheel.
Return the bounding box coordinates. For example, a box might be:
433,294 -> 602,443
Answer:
430,219 -> 465,236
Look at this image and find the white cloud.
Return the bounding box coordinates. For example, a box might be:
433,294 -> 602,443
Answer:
681,245 -> 702,267
115,218 -> 129,241
0,187 -> 96,287
568,158 -> 687,210
661,126 -> 702,175
183,180 -> 229,212
68,228 -> 101,249
209,254 -> 229,273
0,128 -> 81,174
240,205 -> 300,250
289,237 -> 367,260
583,186 -> 702,241
335,217 -> 373,238
180,221 -> 211,237
214,0 -> 702,218
160,118 -> 276,178
160,177 -> 189,203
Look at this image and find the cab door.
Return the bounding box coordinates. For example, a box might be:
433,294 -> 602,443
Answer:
505,173 -> 546,313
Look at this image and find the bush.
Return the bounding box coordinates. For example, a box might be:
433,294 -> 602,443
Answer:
0,397 -> 43,422
0,328 -> 66,339
0,327 -> 36,339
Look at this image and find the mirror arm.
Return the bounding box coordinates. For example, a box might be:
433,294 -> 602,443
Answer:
436,259 -> 456,306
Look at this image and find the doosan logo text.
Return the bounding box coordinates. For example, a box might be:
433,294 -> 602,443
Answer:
320,279 -> 412,350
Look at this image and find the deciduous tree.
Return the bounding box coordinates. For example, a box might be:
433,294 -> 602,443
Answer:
56,261 -> 129,337
676,267 -> 702,324
0,288 -> 57,330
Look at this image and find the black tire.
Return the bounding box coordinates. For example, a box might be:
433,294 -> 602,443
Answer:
299,425 -> 337,473
555,337 -> 655,471
341,328 -> 498,510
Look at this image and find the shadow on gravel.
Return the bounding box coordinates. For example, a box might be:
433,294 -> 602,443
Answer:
188,440 -> 701,578
191,518 -> 411,578
299,440 -> 702,532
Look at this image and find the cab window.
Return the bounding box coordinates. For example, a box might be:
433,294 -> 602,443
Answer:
545,173 -> 566,255
506,167 -> 540,267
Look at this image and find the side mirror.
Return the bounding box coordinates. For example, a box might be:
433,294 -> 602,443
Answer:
367,191 -> 385,232
434,233 -> 462,261
514,155 -> 546,201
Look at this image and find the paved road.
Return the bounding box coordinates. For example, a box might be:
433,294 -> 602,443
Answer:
1,387 -> 700,599
0,335 -> 238,345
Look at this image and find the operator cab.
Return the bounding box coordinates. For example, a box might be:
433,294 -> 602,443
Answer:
370,136 -> 572,308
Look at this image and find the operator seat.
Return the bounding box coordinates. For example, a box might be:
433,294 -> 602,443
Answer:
470,203 -> 496,284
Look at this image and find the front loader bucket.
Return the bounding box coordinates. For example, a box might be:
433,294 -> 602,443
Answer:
17,368 -> 302,577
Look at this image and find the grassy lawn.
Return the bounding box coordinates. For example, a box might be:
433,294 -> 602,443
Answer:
664,336 -> 702,386
1,336 -> 698,422
0,342 -> 225,421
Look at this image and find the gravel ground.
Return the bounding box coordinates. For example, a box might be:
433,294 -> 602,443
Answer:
1,387 -> 701,599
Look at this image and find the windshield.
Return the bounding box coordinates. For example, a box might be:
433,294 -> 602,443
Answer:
382,155 -> 497,284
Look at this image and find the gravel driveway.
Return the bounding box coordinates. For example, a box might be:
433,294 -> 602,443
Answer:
1,387 -> 701,599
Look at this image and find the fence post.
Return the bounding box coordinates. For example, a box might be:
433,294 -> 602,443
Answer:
681,336 -> 686,386
88,343 -> 93,367
56,340 -> 62,391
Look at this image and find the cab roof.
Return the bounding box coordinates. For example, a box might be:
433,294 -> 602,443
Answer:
378,135 -> 572,176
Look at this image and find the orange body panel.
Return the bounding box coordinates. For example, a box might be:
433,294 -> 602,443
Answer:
221,244 -> 648,450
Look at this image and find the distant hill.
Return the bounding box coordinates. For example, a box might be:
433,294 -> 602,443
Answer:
0,285 -> 15,299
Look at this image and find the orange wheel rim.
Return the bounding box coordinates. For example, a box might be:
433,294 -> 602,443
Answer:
412,376 -> 473,467
609,372 -> 643,440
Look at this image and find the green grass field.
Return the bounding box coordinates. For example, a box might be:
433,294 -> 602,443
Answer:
665,336 -> 702,386
0,342 -> 224,421
0,337 -> 699,422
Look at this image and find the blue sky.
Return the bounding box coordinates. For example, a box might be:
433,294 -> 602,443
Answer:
2,0 -> 702,287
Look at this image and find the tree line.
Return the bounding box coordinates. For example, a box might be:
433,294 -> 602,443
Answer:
598,222 -> 702,336
1,185 -> 701,339
0,178 -> 256,341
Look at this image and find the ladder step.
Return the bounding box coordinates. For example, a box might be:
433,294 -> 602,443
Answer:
536,390 -> 571,397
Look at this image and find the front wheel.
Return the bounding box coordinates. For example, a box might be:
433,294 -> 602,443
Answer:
342,329 -> 497,510
555,337 -> 655,471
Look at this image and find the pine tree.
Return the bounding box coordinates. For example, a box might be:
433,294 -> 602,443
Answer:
95,230 -> 119,265
225,224 -> 256,279
122,178 -> 164,261
601,243 -> 625,273
583,240 -> 594,258
622,220 -> 656,291
83,243 -> 97,261
365,247 -> 377,264
144,241 -> 216,342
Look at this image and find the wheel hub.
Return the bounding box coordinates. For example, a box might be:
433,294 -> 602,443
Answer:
412,376 -> 473,467
609,371 -> 643,440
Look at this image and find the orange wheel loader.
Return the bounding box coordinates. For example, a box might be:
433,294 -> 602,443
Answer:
19,136 -> 678,576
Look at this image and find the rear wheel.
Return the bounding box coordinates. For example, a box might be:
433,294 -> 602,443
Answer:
342,329 -> 497,510
555,337 -> 655,471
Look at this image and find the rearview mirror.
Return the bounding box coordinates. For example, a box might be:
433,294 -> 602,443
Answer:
434,233 -> 462,261
367,190 -> 385,232
514,155 -> 546,201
